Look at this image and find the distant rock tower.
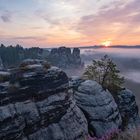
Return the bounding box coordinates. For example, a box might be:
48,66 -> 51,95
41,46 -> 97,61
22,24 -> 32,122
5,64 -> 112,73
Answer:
48,47 -> 83,69
0,56 -> 4,70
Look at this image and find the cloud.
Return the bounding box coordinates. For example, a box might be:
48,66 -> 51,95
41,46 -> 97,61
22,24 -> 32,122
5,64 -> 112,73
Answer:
1,15 -> 10,22
0,34 -> 45,40
34,9 -> 59,26
12,36 -> 46,41
30,26 -> 43,30
0,0 -> 140,46
76,0 -> 140,44
0,10 -> 12,23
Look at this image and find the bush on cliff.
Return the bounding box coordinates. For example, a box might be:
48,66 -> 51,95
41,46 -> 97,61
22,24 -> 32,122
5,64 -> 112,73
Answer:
112,128 -> 140,140
0,72 -> 10,83
87,128 -> 140,140
83,55 -> 124,94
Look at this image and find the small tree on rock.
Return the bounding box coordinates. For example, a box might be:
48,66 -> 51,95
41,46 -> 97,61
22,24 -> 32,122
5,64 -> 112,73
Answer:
83,55 -> 124,94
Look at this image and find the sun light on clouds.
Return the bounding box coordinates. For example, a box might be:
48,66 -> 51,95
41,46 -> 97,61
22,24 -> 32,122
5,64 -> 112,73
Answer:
0,0 -> 140,47
101,40 -> 112,47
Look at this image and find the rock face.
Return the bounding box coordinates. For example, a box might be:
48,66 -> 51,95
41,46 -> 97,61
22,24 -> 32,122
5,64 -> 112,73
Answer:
74,80 -> 122,138
1,59 -> 140,139
69,76 -> 85,89
0,57 -> 10,88
48,47 -> 83,69
0,59 -> 88,140
72,48 -> 82,66
0,57 -> 4,70
116,89 -> 140,129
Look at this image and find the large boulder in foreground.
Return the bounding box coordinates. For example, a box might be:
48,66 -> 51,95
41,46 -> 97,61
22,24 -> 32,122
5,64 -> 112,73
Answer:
0,59 -> 88,140
74,80 -> 122,138
116,89 -> 140,129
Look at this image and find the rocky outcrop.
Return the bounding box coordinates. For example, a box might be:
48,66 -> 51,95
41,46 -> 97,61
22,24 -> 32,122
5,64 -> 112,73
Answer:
69,76 -> 85,89
116,89 -> 140,129
48,47 -> 83,69
0,57 -> 4,70
1,59 -> 140,140
72,48 -> 82,66
0,57 -> 10,89
0,59 -> 88,140
74,80 -> 122,138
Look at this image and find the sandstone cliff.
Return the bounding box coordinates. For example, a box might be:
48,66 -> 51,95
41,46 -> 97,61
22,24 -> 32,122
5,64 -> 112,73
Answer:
48,47 -> 83,69
71,77 -> 140,138
0,59 -> 139,140
0,57 -> 4,70
73,80 -> 122,137
0,59 -> 88,140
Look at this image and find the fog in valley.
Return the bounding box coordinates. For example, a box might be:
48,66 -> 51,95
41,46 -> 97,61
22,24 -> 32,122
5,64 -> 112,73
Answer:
65,48 -> 140,108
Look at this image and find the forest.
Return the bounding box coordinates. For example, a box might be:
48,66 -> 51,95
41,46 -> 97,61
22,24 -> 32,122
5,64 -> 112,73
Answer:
0,44 -> 43,68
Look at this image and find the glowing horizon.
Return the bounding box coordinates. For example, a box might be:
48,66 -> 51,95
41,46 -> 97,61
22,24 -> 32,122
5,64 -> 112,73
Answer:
0,0 -> 140,48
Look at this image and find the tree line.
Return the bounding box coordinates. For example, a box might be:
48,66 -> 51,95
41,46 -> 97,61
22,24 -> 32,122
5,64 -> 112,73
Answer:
0,44 -> 43,68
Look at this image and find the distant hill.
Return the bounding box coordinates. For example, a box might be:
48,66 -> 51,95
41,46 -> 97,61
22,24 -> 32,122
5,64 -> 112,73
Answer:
78,45 -> 140,49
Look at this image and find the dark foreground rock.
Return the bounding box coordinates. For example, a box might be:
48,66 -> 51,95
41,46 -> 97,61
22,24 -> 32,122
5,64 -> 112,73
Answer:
116,89 -> 140,129
74,80 -> 122,138
0,59 -> 140,140
0,59 -> 88,140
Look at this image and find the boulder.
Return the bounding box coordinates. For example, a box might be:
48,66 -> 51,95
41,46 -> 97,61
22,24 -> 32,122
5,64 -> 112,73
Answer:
0,59 -> 88,140
74,80 -> 122,138
116,89 -> 140,129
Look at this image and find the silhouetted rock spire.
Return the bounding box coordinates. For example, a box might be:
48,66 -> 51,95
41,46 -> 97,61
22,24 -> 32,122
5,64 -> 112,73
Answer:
0,56 -> 4,70
48,47 -> 83,68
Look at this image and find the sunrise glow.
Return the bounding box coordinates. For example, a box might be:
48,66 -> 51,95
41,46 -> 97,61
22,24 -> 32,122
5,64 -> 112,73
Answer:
0,0 -> 140,47
101,41 -> 112,47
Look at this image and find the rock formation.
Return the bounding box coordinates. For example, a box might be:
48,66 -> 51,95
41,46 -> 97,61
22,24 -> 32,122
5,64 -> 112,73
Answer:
72,48 -> 82,66
48,47 -> 83,69
73,80 -> 122,138
0,57 -> 10,89
0,59 -> 88,140
0,59 -> 140,140
0,57 -> 4,70
116,89 -> 140,129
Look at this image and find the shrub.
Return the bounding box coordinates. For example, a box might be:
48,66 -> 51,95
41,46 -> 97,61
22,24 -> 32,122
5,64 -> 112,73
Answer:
0,72 -> 10,83
112,128 -> 140,140
87,128 -> 120,140
43,62 -> 51,69
87,128 -> 140,140
83,55 -> 124,93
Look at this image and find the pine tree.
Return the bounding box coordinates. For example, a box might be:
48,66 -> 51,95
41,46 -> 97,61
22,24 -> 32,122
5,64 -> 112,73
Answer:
83,55 -> 124,93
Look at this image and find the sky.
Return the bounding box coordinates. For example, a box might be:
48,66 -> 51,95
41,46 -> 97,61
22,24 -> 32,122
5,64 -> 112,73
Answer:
0,0 -> 140,48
